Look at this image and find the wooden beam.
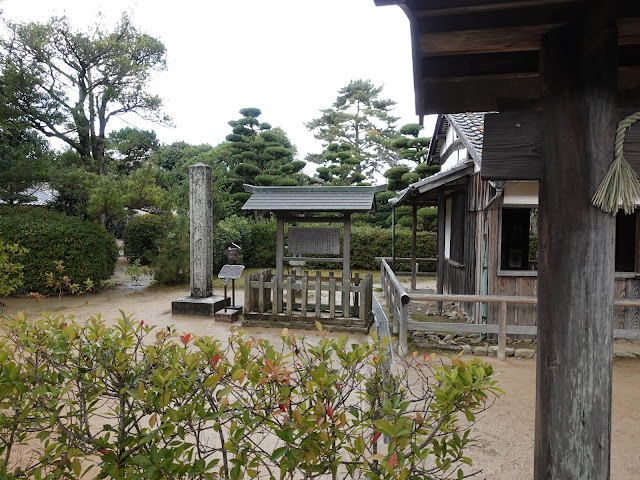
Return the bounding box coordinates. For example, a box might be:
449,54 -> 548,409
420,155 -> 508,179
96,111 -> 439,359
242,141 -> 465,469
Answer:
412,0 -> 581,18
481,111 -> 543,180
481,108 -> 640,180
422,51 -> 539,80
535,5 -> 616,478
421,76 -> 541,114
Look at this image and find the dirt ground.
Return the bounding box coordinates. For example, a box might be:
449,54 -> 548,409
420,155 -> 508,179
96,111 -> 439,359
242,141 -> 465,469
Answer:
3,264 -> 639,479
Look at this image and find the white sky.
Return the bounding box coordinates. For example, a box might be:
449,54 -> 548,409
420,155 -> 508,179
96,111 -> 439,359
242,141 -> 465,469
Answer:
1,0 -> 436,170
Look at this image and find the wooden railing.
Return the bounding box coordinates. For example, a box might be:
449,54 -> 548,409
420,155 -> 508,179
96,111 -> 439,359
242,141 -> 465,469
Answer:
380,259 -> 411,355
244,269 -> 373,321
379,259 -> 640,358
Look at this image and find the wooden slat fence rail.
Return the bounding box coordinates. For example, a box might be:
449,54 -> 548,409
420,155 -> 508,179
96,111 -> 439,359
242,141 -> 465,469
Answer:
244,269 -> 373,321
379,259 -> 640,358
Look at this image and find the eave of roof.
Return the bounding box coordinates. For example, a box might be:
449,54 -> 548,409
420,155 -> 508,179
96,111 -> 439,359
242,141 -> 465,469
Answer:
241,185 -> 387,212
389,161 -> 474,207
375,1 -> 640,115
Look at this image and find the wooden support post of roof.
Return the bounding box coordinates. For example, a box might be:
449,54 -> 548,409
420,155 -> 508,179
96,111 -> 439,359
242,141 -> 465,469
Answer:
276,214 -> 284,313
535,5 -> 616,479
436,191 -> 445,314
411,204 -> 418,291
343,213 -> 351,313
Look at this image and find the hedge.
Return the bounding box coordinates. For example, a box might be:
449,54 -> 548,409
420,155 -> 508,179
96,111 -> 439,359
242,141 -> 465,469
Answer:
123,214 -> 172,265
0,207 -> 118,294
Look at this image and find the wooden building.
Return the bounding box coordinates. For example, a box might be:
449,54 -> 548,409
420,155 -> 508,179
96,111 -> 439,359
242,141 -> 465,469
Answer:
393,112 -> 640,331
375,1 -> 640,478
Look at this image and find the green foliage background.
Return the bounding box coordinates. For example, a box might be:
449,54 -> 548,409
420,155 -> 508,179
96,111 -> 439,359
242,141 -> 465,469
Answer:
123,214 -> 173,265
0,207 -> 118,293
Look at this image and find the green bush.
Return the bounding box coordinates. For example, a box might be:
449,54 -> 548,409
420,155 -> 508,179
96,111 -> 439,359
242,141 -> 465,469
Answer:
244,218 -> 278,268
0,312 -> 501,480
123,213 -> 171,264
0,207 -> 118,294
351,225 -> 437,270
153,216 -> 190,285
213,215 -> 251,271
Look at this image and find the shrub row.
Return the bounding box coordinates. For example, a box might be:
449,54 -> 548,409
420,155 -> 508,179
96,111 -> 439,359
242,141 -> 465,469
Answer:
0,207 -> 118,294
124,215 -> 437,284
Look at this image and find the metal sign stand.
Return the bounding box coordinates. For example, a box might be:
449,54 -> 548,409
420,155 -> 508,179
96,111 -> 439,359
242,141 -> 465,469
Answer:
215,264 -> 245,322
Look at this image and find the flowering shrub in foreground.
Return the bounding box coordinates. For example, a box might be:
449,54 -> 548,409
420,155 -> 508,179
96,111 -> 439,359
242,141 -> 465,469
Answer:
0,312 -> 501,480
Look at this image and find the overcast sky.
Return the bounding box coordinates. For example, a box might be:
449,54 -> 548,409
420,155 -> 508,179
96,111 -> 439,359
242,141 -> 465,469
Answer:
1,0 -> 436,170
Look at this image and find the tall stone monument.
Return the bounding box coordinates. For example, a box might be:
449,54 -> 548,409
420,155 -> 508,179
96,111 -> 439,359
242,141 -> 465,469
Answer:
172,163 -> 225,316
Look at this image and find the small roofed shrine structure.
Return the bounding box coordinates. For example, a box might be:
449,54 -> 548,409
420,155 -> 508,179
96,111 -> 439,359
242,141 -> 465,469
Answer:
241,185 -> 384,332
375,1 -> 640,479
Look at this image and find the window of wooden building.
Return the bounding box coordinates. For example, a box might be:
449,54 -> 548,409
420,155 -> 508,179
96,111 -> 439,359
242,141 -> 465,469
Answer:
615,210 -> 639,273
500,207 -> 538,271
500,207 -> 639,273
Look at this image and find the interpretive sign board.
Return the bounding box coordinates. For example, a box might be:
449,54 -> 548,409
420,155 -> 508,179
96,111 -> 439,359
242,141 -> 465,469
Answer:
288,227 -> 340,255
218,264 -> 245,280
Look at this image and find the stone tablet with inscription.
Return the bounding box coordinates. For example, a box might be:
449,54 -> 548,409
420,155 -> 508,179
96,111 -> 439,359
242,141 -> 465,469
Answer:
288,227 -> 340,255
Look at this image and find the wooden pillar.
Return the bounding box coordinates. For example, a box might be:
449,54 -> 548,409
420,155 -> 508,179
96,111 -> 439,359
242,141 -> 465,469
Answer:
411,203 -> 417,291
276,214 -> 284,313
436,190 -> 445,314
535,5 -> 616,479
391,207 -> 396,272
343,213 -> 351,314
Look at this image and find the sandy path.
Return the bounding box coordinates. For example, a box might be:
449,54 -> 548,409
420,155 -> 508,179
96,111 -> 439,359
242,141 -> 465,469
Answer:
3,267 -> 639,479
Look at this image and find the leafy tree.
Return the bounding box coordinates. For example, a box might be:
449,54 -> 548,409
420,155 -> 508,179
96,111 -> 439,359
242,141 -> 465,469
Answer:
390,123 -> 431,164
0,13 -> 168,175
222,108 -> 308,208
0,122 -> 51,204
306,79 -> 399,182
107,127 -> 160,173
123,165 -> 173,213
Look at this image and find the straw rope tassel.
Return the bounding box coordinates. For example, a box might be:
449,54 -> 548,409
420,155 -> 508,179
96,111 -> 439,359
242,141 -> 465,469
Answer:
593,112 -> 640,215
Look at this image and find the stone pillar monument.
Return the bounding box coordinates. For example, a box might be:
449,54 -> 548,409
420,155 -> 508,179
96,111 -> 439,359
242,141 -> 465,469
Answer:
172,163 -> 225,316
189,163 -> 213,297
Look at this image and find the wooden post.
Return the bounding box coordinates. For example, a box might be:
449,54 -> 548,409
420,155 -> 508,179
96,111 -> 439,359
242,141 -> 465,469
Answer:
411,203 -> 418,291
535,6 -> 616,479
391,207 -> 396,272
301,272 -> 308,317
329,272 -> 336,318
436,190 -> 446,314
258,273 -> 265,314
244,273 -> 251,314
286,276 -> 293,317
315,271 -> 321,316
343,213 -> 351,311
276,215 -> 284,313
398,301 -> 408,356
343,278 -> 351,318
271,276 -> 278,315
498,301 -> 507,361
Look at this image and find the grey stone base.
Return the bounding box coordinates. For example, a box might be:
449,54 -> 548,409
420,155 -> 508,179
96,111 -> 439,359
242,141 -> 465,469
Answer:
215,308 -> 242,323
172,296 -> 227,316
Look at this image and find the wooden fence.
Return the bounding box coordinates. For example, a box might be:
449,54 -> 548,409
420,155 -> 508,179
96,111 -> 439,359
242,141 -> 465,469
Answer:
380,259 -> 640,358
244,269 -> 373,325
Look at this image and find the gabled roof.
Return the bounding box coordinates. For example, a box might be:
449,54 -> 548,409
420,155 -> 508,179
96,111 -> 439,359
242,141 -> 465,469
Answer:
241,185 -> 386,213
448,113 -> 485,162
427,113 -> 486,166
389,161 -> 475,207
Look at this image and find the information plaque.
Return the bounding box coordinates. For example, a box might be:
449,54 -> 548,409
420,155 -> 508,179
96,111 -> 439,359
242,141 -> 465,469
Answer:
288,227 -> 340,255
218,264 -> 245,279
